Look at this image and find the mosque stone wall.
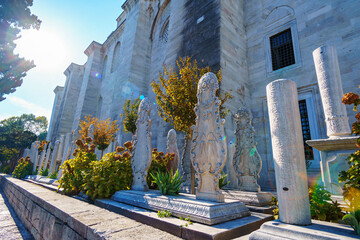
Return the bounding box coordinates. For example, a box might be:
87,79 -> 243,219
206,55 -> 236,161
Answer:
47,0 -> 360,192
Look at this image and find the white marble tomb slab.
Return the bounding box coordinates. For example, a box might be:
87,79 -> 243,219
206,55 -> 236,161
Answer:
111,190 -> 250,225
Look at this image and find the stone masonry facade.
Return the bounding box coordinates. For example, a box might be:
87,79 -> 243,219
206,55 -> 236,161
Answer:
47,0 -> 360,191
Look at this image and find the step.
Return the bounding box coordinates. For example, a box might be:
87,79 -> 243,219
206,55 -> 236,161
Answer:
95,198 -> 273,240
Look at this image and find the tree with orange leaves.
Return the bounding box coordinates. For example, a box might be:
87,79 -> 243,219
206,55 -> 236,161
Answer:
78,115 -> 119,158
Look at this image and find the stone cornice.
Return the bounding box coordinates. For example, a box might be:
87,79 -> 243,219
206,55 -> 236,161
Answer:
307,136 -> 358,151
122,0 -> 139,13
53,86 -> 64,94
63,63 -> 84,77
103,20 -> 126,49
84,41 -> 103,56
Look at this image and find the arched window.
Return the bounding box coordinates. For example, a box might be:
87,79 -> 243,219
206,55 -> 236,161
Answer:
111,42 -> 121,73
159,18 -> 169,43
102,55 -> 108,79
264,6 -> 301,75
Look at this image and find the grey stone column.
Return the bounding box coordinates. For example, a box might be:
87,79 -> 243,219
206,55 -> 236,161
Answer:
267,79 -> 311,225
313,45 -> 351,138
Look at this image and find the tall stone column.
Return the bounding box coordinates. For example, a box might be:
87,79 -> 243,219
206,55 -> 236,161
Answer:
313,45 -> 351,138
131,97 -> 152,191
267,79 -> 311,225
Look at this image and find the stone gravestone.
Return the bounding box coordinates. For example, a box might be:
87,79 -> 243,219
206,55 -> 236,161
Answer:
57,131 -> 77,179
166,129 -> 180,174
49,140 -> 60,175
222,107 -> 274,207
32,141 -> 40,173
37,143 -> 48,174
112,73 -> 249,226
57,135 -> 65,162
43,143 -> 52,172
233,107 -> 261,192
266,79 -> 311,225
29,143 -> 36,163
88,124 -> 95,140
22,148 -> 30,158
191,72 -> 227,203
131,97 -> 152,191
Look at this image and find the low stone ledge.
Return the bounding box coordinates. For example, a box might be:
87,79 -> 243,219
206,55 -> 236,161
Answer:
95,198 -> 273,240
0,174 -> 180,240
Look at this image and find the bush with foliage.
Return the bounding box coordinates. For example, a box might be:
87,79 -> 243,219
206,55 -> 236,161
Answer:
343,210 -> 360,235
37,140 -> 48,153
57,139 -> 97,195
150,169 -> 183,195
12,156 -> 33,179
270,196 -> 279,220
309,184 -> 344,222
79,115 -> 119,157
39,168 -> 49,176
83,144 -> 133,200
48,171 -> 57,179
151,56 -> 233,193
147,148 -> 173,189
0,164 -> 11,174
339,89 -> 360,235
121,97 -> 141,135
270,185 -> 343,222
158,210 -> 172,218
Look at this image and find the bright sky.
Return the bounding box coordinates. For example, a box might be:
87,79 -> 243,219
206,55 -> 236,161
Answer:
0,0 -> 126,123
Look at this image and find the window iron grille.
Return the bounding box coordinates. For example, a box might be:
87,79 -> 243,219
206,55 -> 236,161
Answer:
270,29 -> 295,71
298,100 -> 314,161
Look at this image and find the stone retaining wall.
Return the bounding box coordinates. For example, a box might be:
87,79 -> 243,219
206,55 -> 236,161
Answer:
0,174 -> 179,240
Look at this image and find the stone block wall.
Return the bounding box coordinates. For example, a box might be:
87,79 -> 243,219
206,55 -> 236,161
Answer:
0,174 -> 178,240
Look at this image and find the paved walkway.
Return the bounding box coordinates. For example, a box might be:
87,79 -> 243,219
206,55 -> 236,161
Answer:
0,190 -> 33,240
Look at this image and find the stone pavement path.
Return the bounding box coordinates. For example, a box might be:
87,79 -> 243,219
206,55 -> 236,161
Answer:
0,190 -> 33,240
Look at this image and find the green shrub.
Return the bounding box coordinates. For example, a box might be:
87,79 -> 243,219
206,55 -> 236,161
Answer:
219,171 -> 230,189
340,89 -> 360,235
158,210 -> 172,218
309,184 -> 344,222
48,171 -> 57,179
150,169 -> 183,195
0,164 -> 11,174
339,150 -> 360,212
147,148 -> 173,189
343,210 -> 360,236
270,196 -> 279,220
270,185 -> 343,222
57,139 -> 97,195
12,157 -> 33,179
39,168 -> 49,176
83,145 -> 133,200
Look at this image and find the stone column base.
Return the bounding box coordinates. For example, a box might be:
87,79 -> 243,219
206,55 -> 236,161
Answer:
223,190 -> 274,206
250,220 -> 358,240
